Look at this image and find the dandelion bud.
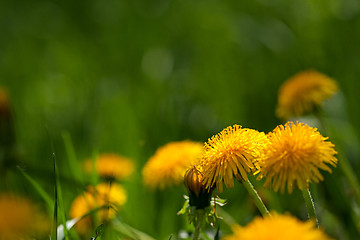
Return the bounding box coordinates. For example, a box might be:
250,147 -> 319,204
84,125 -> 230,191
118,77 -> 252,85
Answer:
184,166 -> 213,209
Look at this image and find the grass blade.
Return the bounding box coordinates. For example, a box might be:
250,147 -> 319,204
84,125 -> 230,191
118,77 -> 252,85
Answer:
61,131 -> 84,184
51,150 -> 69,240
51,154 -> 58,240
56,162 -> 69,239
111,219 -> 156,240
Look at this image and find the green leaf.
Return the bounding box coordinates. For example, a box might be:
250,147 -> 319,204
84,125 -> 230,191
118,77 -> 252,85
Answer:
111,219 -> 156,240
51,157 -> 58,240
54,154 -> 69,240
177,196 -> 190,215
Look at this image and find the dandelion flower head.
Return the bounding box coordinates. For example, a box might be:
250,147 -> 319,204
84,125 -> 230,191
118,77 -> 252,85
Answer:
222,213 -> 332,240
0,193 -> 49,239
142,140 -> 203,189
200,125 -> 268,193
69,182 -> 127,233
84,153 -> 134,180
276,70 -> 338,120
257,121 -> 337,193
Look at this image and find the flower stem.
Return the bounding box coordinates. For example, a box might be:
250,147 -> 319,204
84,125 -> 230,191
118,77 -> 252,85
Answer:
242,179 -> 270,217
193,209 -> 205,240
301,187 -> 319,228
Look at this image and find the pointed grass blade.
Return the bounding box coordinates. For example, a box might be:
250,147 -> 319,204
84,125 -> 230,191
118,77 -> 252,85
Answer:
111,219 -> 156,240
51,151 -> 69,240
61,131 -> 84,184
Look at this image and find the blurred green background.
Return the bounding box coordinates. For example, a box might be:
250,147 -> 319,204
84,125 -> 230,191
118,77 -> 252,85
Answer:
1,0 -> 360,239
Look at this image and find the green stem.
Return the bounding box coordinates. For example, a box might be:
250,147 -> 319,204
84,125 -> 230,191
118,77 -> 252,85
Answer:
301,187 -> 319,228
242,179 -> 270,217
193,209 -> 205,240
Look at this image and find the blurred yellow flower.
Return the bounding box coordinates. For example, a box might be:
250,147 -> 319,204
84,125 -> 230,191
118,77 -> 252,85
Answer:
0,87 -> 11,119
142,140 -> 203,189
84,153 -> 134,180
222,213 -> 332,240
257,121 -> 337,193
200,125 -> 268,193
276,70 -> 338,120
0,193 -> 49,239
69,182 -> 127,233
0,87 -> 14,146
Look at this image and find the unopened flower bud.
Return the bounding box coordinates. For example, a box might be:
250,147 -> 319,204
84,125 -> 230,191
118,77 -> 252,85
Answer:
184,166 -> 213,209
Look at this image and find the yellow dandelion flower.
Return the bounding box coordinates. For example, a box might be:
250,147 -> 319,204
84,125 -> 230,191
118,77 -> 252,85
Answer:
84,153 -> 135,180
142,140 -> 203,189
222,213 -> 332,240
276,70 -> 338,120
200,125 -> 269,193
0,193 -> 50,239
258,121 -> 337,193
69,182 -> 127,233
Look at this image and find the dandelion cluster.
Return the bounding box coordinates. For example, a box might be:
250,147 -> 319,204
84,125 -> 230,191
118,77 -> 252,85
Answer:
0,68 -> 345,240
